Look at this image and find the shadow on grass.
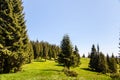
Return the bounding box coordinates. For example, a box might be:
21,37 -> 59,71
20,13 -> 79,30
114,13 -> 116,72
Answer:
34,60 -> 45,62
81,68 -> 96,72
55,64 -> 64,67
41,69 -> 61,72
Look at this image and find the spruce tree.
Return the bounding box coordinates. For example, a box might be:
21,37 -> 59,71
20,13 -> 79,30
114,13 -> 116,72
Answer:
89,45 -> 97,70
0,0 -> 29,73
48,47 -> 52,60
110,57 -> 117,73
107,55 -> 117,73
97,52 -> 107,73
43,44 -> 48,61
107,54 -> 111,72
112,53 -> 115,58
58,35 -> 73,70
33,40 -> 40,59
72,45 -> 80,67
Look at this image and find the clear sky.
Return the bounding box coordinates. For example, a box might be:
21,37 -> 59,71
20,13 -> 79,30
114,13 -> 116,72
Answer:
23,0 -> 120,56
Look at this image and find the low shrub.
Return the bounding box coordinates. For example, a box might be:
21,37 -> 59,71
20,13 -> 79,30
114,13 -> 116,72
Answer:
62,68 -> 78,77
110,73 -> 120,80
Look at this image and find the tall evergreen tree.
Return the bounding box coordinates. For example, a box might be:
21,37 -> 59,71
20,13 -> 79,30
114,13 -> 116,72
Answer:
97,52 -> 107,74
110,57 -> 117,73
89,45 -> 107,73
106,54 -> 111,72
33,40 -> 40,59
89,45 -> 98,70
71,45 -> 80,67
43,43 -> 49,61
58,35 -> 73,70
111,53 -> 115,58
0,0 -> 29,73
48,47 -> 52,60
97,44 -> 99,53
107,54 -> 117,73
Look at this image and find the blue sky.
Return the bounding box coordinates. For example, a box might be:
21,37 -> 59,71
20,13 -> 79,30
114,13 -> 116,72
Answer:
23,0 -> 120,56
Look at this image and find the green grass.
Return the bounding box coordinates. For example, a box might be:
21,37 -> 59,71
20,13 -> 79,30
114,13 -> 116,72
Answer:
0,58 -> 112,80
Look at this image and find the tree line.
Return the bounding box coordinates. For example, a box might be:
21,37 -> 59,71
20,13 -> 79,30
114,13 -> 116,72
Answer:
30,40 -> 60,61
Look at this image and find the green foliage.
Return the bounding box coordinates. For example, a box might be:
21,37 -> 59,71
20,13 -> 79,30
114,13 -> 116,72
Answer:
115,56 -> 119,64
0,0 -> 29,73
89,45 -> 108,73
0,47 -> 25,73
63,68 -> 78,77
72,45 -> 80,67
58,35 -> 81,70
107,54 -> 117,73
25,42 -> 34,63
96,52 -> 108,74
31,41 -> 60,61
89,45 -> 97,70
110,73 -> 120,80
109,58 -> 117,73
58,35 -> 73,70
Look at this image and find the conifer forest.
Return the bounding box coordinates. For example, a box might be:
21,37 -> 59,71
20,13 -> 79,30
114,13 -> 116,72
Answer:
0,0 -> 120,80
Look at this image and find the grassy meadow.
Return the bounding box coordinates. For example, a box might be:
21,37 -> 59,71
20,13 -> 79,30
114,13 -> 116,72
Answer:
0,58 -> 112,80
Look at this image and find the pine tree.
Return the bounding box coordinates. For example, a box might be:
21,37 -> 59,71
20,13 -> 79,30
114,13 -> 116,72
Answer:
43,42 -> 49,61
106,54 -> 117,73
110,57 -> 117,73
34,40 -> 40,59
48,47 -> 52,60
107,54 -> 111,72
0,0 -> 29,73
115,56 -> 119,64
97,52 -> 107,74
72,45 -> 80,67
89,45 -> 108,73
112,53 -> 115,58
39,41 -> 44,59
58,35 -> 73,70
89,45 -> 97,70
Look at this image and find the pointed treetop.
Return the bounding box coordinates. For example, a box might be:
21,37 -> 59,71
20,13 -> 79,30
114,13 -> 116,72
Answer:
97,44 -> 99,53
91,44 -> 96,52
112,53 -> 115,58
75,45 -> 79,52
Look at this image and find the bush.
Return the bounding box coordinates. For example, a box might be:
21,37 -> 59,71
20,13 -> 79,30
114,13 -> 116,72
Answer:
62,68 -> 78,77
110,73 -> 120,80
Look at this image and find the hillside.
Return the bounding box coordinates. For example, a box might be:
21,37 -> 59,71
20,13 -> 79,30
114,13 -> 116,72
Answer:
0,58 -> 111,80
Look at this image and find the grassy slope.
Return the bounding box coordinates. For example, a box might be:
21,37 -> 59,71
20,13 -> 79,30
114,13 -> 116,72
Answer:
0,58 -> 112,80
